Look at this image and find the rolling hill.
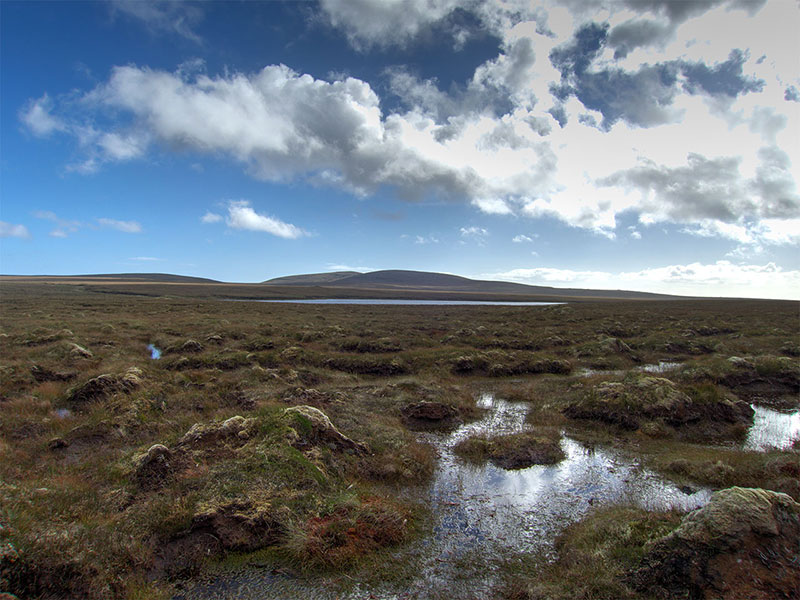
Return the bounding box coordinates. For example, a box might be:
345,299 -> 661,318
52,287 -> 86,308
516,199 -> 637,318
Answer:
262,269 -> 681,300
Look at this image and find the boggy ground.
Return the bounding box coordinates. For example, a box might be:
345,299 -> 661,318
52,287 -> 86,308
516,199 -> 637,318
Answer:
0,282 -> 798,599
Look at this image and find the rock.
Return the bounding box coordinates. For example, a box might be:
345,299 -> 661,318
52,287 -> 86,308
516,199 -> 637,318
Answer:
401,401 -> 458,424
284,405 -> 367,454
68,343 -> 93,359
630,487 -> 800,600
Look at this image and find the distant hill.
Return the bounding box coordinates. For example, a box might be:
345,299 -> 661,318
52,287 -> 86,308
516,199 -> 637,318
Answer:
262,271 -> 360,285
263,269 -> 680,300
1,273 -> 221,284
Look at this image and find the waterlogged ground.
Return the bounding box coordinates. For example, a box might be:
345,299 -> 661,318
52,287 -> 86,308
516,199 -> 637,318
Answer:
745,405 -> 800,451
177,394 -> 711,600
1,285 -> 797,600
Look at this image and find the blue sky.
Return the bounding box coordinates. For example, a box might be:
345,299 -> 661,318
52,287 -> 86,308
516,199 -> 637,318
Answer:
1,0 -> 798,298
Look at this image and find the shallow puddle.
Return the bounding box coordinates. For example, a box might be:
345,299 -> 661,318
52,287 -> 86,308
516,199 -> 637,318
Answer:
578,360 -> 681,377
744,405 -> 800,451
176,394 -> 710,600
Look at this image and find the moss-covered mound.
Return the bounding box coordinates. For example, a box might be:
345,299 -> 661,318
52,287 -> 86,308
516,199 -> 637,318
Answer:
630,487 -> 800,599
564,376 -> 753,434
454,431 -> 565,470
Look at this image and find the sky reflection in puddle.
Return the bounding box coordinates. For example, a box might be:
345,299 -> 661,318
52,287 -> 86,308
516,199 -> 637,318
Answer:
745,405 -> 800,451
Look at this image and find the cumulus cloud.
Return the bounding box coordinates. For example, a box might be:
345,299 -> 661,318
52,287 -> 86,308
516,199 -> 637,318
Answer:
97,218 -> 142,233
319,0 -> 463,49
17,1 -> 798,248
225,201 -> 307,239
0,221 -> 31,239
599,147 -> 800,225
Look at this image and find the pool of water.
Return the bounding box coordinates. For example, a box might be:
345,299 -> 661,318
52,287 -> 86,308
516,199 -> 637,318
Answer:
177,394 -> 709,600
578,360 -> 682,378
744,405 -> 800,451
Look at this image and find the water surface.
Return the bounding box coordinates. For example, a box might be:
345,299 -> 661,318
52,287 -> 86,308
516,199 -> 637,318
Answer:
178,394 -> 709,600
744,405 -> 800,451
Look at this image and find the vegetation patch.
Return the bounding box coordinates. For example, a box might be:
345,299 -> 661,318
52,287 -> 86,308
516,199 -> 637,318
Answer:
454,431 -> 565,469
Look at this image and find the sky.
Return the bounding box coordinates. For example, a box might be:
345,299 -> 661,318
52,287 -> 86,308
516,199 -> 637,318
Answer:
1,0 -> 799,299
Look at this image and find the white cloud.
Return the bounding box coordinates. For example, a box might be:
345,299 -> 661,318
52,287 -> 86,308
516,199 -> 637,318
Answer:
326,264 -> 376,272
225,200 -> 307,239
19,95 -> 65,137
19,1 -> 800,247
97,218 -> 142,233
0,222 -> 31,239
483,260 -> 800,299
319,0 -> 462,49
201,211 -> 223,224
33,210 -> 81,237
414,235 -> 439,245
460,226 -> 488,237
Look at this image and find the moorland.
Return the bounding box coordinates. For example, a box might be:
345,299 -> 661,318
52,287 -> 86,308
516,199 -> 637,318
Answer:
0,277 -> 798,599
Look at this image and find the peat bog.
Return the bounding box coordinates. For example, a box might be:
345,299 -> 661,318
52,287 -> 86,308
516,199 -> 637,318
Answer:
0,281 -> 798,599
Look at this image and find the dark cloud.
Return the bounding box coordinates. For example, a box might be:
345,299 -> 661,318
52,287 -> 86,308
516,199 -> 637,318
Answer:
622,0 -> 766,22
607,19 -> 672,59
548,105 -> 568,128
549,22 -> 608,77
549,24 -> 764,129
549,24 -> 680,129
785,85 -> 800,102
681,49 -> 764,97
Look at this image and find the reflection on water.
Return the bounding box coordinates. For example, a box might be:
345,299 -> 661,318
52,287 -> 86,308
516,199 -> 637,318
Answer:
579,360 -> 682,378
399,395 -> 710,598
639,361 -> 682,373
177,394 -> 710,600
745,405 -> 800,451
147,344 -> 162,360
